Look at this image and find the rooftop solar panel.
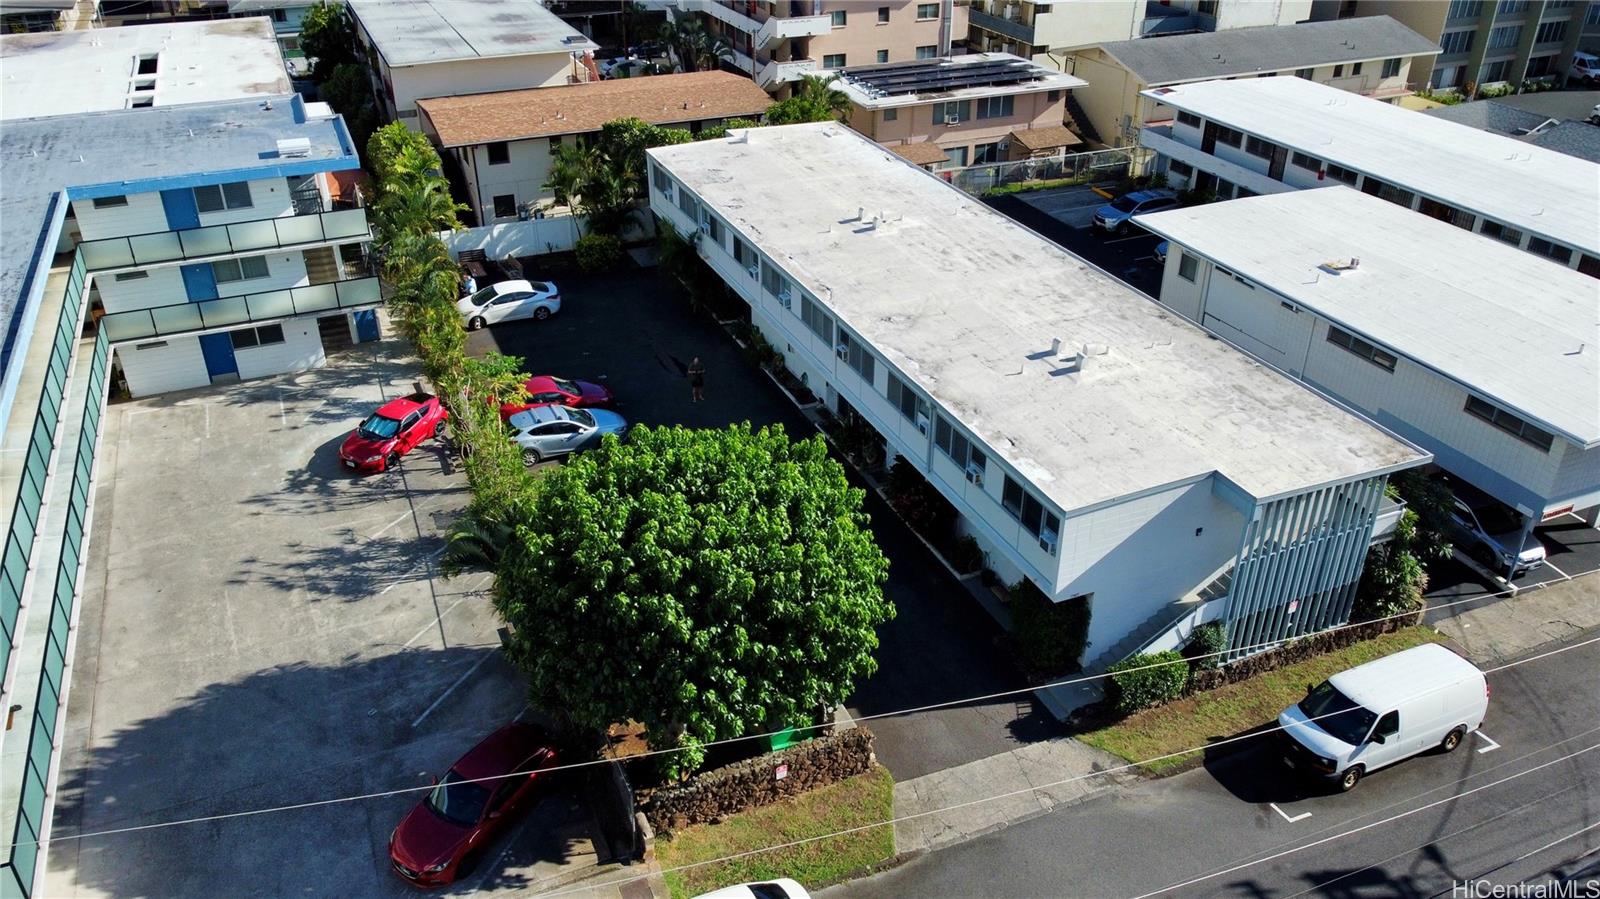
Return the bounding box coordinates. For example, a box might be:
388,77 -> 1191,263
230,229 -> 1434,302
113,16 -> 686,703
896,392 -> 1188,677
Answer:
841,58 -> 1044,98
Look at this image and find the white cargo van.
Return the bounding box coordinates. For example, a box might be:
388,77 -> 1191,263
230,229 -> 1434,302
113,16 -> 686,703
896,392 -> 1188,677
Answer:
1278,643 -> 1488,791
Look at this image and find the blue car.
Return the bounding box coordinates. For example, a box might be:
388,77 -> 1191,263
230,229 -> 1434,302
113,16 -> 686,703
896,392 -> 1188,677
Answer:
508,405 -> 628,463
1092,188 -> 1179,234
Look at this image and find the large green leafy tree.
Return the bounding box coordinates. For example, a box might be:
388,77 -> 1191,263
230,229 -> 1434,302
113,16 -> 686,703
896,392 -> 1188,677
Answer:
301,0 -> 358,81
543,117 -> 692,235
491,423 -> 893,773
765,75 -> 852,125
1353,471 -> 1454,622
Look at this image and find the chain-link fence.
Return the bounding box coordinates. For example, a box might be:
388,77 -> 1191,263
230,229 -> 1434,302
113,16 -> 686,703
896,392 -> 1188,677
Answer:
943,147 -> 1138,196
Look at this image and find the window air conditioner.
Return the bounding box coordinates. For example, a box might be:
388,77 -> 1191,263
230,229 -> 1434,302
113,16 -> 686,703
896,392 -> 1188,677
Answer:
915,412 -> 930,435
944,114 -> 961,125
1038,528 -> 1059,555
777,288 -> 792,308
747,264 -> 759,278
965,460 -> 983,485
698,220 -> 711,234
836,342 -> 849,359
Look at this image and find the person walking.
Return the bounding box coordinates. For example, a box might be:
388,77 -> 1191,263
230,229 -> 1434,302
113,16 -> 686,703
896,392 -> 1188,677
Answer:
688,357 -> 705,403
461,270 -> 477,297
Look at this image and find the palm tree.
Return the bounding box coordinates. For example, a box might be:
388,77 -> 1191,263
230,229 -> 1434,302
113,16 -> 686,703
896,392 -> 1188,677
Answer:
543,142 -> 596,210
794,74 -> 851,119
373,176 -> 467,241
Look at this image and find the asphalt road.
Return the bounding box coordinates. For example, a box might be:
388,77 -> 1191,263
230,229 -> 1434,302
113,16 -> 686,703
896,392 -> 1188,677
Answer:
836,633 -> 1600,899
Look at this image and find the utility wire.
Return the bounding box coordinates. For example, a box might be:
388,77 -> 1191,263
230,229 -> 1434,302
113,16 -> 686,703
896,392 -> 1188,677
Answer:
20,603 -> 1594,852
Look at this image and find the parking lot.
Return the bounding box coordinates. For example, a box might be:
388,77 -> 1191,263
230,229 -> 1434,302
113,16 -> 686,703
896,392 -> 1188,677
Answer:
1426,509 -> 1600,622
467,264 -> 1057,781
49,333 -> 594,898
985,190 -> 1167,298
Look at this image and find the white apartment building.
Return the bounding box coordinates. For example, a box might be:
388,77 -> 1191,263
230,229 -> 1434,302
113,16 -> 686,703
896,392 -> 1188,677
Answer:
1070,16 -> 1438,146
968,0 -> 1314,64
1138,76 -> 1600,277
651,0 -> 964,91
349,0 -> 599,127
647,123 -> 1427,686
1138,187 -> 1600,550
1339,0 -> 1590,92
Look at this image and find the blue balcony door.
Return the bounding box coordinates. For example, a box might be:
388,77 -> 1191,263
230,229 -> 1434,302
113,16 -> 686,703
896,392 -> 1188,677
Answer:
160,188 -> 201,231
180,263 -> 217,301
198,333 -> 238,380
353,309 -> 379,343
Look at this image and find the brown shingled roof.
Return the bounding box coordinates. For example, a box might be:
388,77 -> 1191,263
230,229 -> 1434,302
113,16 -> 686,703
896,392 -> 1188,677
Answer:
415,71 -> 772,147
1008,125 -> 1083,153
890,142 -> 951,166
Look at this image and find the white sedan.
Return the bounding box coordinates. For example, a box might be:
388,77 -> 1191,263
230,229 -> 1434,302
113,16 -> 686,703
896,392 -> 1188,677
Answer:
692,879 -> 810,899
455,279 -> 561,330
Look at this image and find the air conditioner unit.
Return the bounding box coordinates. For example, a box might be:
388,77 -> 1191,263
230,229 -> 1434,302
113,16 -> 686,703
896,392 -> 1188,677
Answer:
747,264 -> 759,278
698,220 -> 711,234
965,460 -> 983,485
944,114 -> 961,125
1038,528 -> 1059,555
777,289 -> 792,308
915,412 -> 930,435
836,342 -> 849,359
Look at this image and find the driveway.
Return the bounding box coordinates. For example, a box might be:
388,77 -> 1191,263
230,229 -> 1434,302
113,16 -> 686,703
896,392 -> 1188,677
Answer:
987,193 -> 1166,299
48,332 -> 589,898
1426,509 -> 1600,623
468,264 -> 1054,780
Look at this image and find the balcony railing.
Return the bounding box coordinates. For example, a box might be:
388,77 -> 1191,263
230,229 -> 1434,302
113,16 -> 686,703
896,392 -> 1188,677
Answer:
100,276 -> 381,343
758,56 -> 818,87
968,8 -> 1035,43
78,208 -> 370,273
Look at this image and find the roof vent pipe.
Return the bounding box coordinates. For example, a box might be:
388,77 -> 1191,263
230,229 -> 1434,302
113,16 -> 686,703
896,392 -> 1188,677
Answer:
1050,336 -> 1062,356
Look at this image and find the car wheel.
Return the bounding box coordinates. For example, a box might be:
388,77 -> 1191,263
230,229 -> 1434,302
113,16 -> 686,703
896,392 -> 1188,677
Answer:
522,447 -> 541,465
432,420 -> 444,439
385,451 -> 400,471
1441,727 -> 1466,753
1338,765 -> 1363,792
533,306 -> 551,321
468,316 -> 485,331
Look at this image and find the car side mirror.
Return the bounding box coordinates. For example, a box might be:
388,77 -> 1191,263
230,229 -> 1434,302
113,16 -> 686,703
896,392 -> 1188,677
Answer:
1305,683 -> 1315,695
1370,732 -> 1386,745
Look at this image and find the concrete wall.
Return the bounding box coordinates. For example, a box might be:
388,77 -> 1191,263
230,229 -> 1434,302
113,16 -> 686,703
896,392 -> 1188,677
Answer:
117,337 -> 210,396
1031,1 -> 1144,54
1214,0 -> 1314,29
435,210 -> 654,259
810,0 -> 965,66
96,250 -> 310,314
197,177 -> 296,226
848,89 -> 1068,162
233,315 -> 324,380
73,192 -> 169,241
381,53 -> 575,126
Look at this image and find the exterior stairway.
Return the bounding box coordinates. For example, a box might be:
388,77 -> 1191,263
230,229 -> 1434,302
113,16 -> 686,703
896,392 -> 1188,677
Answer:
317,315 -> 353,352
303,246 -> 341,286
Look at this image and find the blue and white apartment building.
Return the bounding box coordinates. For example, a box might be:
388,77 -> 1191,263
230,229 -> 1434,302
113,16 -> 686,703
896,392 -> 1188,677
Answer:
648,124 -> 1429,709
0,20 -> 373,896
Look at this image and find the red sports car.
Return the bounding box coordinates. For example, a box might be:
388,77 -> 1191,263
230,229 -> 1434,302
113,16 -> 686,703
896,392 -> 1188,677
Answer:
338,392 -> 448,473
498,375 -> 614,421
389,723 -> 559,887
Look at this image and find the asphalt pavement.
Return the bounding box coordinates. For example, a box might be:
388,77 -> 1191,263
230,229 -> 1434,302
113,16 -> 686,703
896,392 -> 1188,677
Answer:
833,632 -> 1600,899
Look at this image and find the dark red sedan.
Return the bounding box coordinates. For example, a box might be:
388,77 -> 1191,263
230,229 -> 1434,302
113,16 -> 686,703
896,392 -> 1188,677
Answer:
498,375 -> 613,421
390,723 -> 560,887
338,393 -> 448,473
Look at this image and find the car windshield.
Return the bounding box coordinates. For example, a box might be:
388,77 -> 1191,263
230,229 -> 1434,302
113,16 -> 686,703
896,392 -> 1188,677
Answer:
357,414 -> 402,440
567,408 -> 595,428
551,377 -> 579,395
1298,681 -> 1377,745
466,284 -> 499,306
1110,196 -> 1141,212
1474,505 -> 1522,535
425,770 -> 491,826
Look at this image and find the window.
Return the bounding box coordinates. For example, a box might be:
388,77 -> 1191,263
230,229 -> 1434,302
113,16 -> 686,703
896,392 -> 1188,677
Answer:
1418,197 -> 1475,230
135,53 -> 159,75
733,237 -> 754,270
877,49 -> 889,63
212,255 -> 269,283
931,100 -> 970,123
1533,20 -> 1566,44
887,373 -> 929,427
916,44 -> 938,59
1439,29 -> 1474,54
705,214 -> 724,246
651,162 -> 673,196
1326,325 -> 1397,372
878,5 -> 890,23
973,142 -> 1002,164
1381,57 -> 1402,78
883,106 -> 898,121
1294,67 -> 1314,79
760,260 -> 789,301
1047,89 -> 1060,102
1244,135 -> 1276,159
229,323 -> 285,350
1212,124 -> 1243,148
1479,219 -> 1524,246
1323,163 -> 1359,186
1350,61 -> 1362,75
1177,251 -> 1198,282
1290,151 -> 1319,170
1589,2 -> 1600,25
977,95 -> 1014,119
801,295 -> 833,344
1525,54 -> 1556,78
1479,59 -> 1511,83
1168,159 -> 1193,178
1464,396 -> 1554,452
136,341 -> 168,350
933,415 -> 986,480
1176,110 -> 1201,128
1432,64 -> 1466,89
492,194 -> 517,218
194,181 -> 253,213
1496,0 -> 1527,13
942,146 -> 968,168
917,2 -> 938,19
1488,24 -> 1522,49
114,270 -> 149,281
1578,255 -> 1600,279
677,187 -> 699,221
830,9 -> 846,26
1332,64 -> 1344,77
823,53 -> 846,68
92,195 -> 128,209
1446,0 -> 1482,18
837,329 -> 875,382
1360,176 -> 1415,208
486,141 -> 510,165
1527,236 -> 1573,265
1001,475 -> 1060,550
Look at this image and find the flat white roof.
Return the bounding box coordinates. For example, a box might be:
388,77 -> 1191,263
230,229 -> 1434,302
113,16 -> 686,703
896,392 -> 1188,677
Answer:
1137,187 -> 1600,447
834,53 -> 1086,110
0,19 -> 290,120
1143,77 -> 1600,255
349,0 -> 597,68
649,124 -> 1424,513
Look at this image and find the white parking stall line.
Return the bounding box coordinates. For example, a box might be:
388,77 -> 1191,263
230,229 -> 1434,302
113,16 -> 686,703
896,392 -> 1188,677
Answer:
1541,558 -> 1572,581
411,651 -> 495,728
402,594 -> 476,648
1270,802 -> 1312,823
1475,731 -> 1501,754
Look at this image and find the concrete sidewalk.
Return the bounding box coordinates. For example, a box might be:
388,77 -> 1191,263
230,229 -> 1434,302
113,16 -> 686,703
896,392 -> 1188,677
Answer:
1431,569 -> 1600,665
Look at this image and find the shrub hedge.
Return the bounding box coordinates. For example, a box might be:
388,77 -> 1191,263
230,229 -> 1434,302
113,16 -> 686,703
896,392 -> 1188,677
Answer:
1010,581 -> 1091,677
1106,650 -> 1188,715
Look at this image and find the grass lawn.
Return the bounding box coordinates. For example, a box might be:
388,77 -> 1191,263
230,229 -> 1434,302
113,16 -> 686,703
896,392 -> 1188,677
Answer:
656,765 -> 896,898
1079,626 -> 1448,775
